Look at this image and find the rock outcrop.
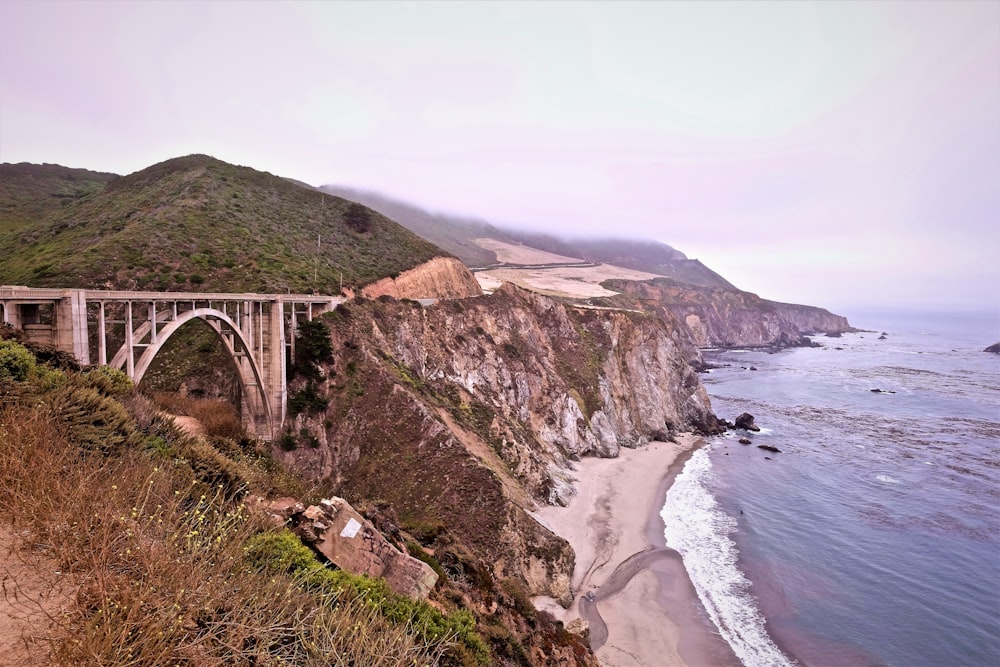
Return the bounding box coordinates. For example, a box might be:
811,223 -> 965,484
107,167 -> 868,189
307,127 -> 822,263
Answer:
276,283 -> 720,605
297,498 -> 438,599
602,277 -> 853,349
248,496 -> 438,599
735,412 -> 760,431
985,342 -> 1000,354
360,256 -> 482,300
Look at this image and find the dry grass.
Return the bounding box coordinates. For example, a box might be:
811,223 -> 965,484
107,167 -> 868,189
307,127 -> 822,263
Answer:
0,399 -> 451,666
150,392 -> 244,440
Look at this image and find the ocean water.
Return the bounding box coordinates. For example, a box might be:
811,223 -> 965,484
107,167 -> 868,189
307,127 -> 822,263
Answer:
663,310 -> 1000,667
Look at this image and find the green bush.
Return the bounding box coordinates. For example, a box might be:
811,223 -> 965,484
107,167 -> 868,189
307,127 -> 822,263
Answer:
292,318 -> 333,380
83,365 -> 133,397
0,338 -> 35,382
49,381 -> 141,453
277,430 -> 297,451
288,381 -> 328,416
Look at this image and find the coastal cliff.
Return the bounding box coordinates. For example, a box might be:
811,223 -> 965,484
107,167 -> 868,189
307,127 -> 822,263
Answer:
603,277 -> 853,348
360,256 -> 482,300
277,284 -> 718,608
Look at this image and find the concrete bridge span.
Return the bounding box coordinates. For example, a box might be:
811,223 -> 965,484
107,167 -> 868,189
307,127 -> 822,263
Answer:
1,286 -> 343,440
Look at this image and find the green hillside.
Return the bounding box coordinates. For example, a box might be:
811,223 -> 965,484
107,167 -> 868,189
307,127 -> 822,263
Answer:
0,155 -> 446,293
320,184 -> 735,288
0,162 -> 117,236
320,185 -> 505,266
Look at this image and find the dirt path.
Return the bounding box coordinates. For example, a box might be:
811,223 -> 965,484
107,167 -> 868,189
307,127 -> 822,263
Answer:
170,414 -> 205,437
1,527 -> 73,667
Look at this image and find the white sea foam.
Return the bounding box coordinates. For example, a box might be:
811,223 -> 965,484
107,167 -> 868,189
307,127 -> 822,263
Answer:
876,474 -> 901,484
663,447 -> 796,667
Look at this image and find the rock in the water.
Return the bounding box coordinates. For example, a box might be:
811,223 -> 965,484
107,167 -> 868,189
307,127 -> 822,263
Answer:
734,412 -> 760,431
870,388 -> 896,394
757,444 -> 781,453
738,438 -> 752,445
984,342 -> 1000,354
878,334 -> 888,340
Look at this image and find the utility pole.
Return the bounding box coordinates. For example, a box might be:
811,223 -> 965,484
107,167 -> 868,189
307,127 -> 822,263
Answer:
314,233 -> 320,284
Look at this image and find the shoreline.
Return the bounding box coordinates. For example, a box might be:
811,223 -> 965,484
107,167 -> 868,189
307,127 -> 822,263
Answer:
531,434 -> 739,667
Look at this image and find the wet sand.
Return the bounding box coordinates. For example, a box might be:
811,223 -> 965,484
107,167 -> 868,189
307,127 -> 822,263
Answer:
532,436 -> 739,667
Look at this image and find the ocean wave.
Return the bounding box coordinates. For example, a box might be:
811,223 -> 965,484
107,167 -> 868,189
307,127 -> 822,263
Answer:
662,447 -> 796,667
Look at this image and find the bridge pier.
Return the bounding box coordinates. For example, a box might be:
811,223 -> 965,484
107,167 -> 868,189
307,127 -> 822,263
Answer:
1,286 -> 342,441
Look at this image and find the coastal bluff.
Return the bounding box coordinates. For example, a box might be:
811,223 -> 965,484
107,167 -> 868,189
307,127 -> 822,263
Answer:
276,283 -> 721,607
603,277 -> 853,348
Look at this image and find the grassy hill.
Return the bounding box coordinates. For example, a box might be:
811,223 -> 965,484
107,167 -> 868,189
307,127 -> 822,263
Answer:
320,184 -> 735,288
0,155 -> 446,293
320,185 -> 505,267
0,162 -> 117,236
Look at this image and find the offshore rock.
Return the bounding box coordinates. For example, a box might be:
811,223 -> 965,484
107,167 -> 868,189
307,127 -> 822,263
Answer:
984,342 -> 1000,354
735,412 -> 760,431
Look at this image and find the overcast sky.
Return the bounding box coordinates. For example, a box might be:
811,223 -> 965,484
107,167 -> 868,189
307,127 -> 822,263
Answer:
2,1 -> 998,315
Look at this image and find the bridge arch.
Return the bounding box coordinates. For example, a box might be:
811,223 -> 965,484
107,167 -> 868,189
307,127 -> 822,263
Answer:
2,287 -> 342,440
118,307 -> 274,436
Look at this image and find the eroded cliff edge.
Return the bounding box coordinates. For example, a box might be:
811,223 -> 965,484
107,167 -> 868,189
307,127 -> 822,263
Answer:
602,277 -> 854,349
360,256 -> 482,300
276,284 -> 719,606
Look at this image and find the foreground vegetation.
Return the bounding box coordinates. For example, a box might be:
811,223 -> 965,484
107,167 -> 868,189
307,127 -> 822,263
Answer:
0,332 -> 489,666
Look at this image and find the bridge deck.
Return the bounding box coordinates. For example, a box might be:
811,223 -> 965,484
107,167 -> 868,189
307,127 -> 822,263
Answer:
1,286 -> 341,304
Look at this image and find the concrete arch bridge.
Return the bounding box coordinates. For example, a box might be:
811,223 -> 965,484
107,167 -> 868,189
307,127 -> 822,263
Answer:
1,286 -> 343,440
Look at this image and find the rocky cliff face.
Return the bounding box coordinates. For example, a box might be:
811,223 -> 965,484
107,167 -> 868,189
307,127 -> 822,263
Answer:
276,284 -> 718,607
603,278 -> 853,348
360,256 -> 482,300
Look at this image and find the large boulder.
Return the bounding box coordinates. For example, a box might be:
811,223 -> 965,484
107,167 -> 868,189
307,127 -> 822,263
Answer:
290,497 -> 438,600
734,412 -> 760,431
984,342 -> 1000,354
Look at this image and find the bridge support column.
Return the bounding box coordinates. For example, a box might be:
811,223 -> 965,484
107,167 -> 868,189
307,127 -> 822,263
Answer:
53,290 -> 91,365
0,301 -> 21,328
264,297 -> 287,439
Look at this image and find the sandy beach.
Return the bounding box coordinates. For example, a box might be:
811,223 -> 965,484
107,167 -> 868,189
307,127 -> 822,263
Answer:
532,435 -> 739,667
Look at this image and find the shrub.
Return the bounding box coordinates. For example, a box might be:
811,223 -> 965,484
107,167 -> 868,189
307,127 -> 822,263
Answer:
49,380 -> 142,453
278,430 -> 297,451
343,202 -> 372,233
0,338 -> 35,382
288,381 -> 328,417
83,365 -> 133,397
292,318 -> 333,380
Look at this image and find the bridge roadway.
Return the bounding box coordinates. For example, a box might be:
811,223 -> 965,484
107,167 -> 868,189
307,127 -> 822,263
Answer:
1,286 -> 344,440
